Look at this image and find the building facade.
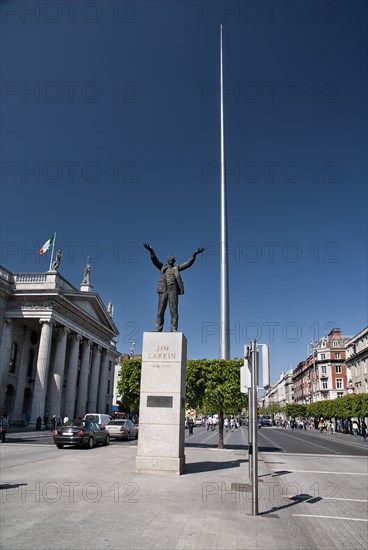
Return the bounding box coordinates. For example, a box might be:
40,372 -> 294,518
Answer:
345,326 -> 368,394
262,370 -> 294,408
293,328 -> 350,404
0,265 -> 119,424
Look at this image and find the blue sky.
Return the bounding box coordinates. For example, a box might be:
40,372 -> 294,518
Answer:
1,0 -> 367,384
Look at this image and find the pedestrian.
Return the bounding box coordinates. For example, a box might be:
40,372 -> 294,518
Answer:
25,410 -> 31,427
331,420 -> 336,434
224,418 -> 229,432
326,420 -> 332,435
56,415 -> 62,428
188,418 -> 194,435
361,421 -> 367,442
212,417 -> 217,431
43,410 -> 49,429
0,413 -> 9,443
352,420 -> 358,436
230,417 -> 235,432
51,415 -> 56,431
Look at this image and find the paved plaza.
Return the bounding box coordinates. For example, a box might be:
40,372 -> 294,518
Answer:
1,427 -> 367,550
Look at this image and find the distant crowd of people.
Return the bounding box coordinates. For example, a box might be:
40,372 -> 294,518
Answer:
277,416 -> 367,441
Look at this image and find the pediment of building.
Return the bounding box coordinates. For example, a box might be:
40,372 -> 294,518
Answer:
62,292 -> 117,334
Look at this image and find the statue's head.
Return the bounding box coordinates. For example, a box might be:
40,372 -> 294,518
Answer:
167,256 -> 175,266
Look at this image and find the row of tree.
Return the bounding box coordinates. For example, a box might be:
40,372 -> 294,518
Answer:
261,393 -> 368,426
117,358 -> 247,449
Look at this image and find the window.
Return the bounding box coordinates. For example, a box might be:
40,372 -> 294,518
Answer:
320,353 -> 326,360
332,341 -> 339,347
335,365 -> 342,374
337,392 -> 344,398
321,365 -> 326,374
335,352 -> 341,359
322,380 -> 328,389
336,379 -> 343,389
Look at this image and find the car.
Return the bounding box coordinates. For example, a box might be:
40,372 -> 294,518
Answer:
83,413 -> 112,428
105,419 -> 138,440
259,415 -> 273,427
53,420 -> 110,449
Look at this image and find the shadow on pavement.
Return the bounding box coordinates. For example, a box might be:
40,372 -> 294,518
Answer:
184,459 -> 248,474
0,483 -> 28,491
260,493 -> 322,515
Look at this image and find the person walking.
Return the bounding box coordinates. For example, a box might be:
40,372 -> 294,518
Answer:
0,413 -> 9,443
361,421 -> 367,442
188,418 -> 194,435
352,420 -> 359,436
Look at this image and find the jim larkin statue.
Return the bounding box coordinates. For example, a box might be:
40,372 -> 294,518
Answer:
143,243 -> 205,332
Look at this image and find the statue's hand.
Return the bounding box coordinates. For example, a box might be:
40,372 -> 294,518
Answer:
143,243 -> 153,252
194,247 -> 205,256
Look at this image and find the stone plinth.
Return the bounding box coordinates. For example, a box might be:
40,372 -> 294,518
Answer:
135,332 -> 186,475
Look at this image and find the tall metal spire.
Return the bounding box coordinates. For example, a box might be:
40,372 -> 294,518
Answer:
220,24 -> 230,359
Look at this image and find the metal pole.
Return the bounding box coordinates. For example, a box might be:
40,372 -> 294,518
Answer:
49,232 -> 56,271
251,339 -> 259,515
219,24 -> 230,359
248,388 -> 252,479
313,343 -> 317,402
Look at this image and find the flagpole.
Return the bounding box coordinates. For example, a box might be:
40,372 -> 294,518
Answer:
220,24 -> 230,359
49,232 -> 56,271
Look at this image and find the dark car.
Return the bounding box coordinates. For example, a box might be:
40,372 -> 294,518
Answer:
259,415 -> 273,427
53,420 -> 110,449
105,419 -> 138,440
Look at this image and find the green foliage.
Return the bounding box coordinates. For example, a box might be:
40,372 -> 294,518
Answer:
260,402 -> 285,415
117,359 -> 142,413
285,404 -> 306,418
186,359 -> 248,414
305,393 -> 368,419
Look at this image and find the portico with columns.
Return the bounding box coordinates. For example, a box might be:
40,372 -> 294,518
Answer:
0,265 -> 119,425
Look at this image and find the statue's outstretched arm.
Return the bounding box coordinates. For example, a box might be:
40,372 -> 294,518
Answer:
143,243 -> 162,269
178,247 -> 205,271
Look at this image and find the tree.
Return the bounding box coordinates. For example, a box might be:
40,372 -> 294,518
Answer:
285,404 -> 306,418
186,359 -> 247,449
117,358 -> 142,413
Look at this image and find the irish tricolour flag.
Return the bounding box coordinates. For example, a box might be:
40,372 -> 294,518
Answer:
39,235 -> 55,256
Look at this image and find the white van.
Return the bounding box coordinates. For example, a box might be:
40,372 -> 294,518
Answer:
83,413 -> 112,428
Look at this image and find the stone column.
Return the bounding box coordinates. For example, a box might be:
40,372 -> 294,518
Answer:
12,326 -> 31,422
31,320 -> 54,422
46,326 -> 69,419
0,320 -> 14,403
63,334 -> 82,419
87,345 -> 102,412
97,350 -> 109,413
75,339 -> 92,418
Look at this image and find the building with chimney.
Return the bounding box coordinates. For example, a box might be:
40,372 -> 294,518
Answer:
293,328 -> 350,404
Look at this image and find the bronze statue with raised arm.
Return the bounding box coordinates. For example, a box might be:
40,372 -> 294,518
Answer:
143,243 -> 205,332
